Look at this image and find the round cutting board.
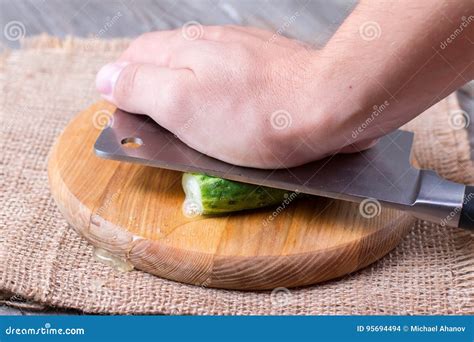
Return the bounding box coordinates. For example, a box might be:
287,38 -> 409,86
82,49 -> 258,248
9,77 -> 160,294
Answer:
48,101 -> 415,290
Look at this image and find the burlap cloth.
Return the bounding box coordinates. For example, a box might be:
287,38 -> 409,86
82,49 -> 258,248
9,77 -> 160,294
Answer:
0,36 -> 473,315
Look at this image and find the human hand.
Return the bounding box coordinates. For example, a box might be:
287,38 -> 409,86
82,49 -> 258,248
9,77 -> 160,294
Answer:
97,0 -> 474,169
95,26 -> 373,168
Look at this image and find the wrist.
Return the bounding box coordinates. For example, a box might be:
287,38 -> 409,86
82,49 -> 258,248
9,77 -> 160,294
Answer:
303,47 -> 387,149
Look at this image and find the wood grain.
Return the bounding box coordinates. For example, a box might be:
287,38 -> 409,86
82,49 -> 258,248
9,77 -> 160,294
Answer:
48,101 -> 415,290
1,0 -> 357,49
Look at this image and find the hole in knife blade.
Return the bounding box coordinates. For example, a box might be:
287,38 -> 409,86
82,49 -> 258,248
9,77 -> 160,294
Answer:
121,137 -> 143,149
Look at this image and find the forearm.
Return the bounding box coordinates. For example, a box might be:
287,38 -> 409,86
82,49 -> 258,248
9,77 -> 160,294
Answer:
314,0 -> 474,144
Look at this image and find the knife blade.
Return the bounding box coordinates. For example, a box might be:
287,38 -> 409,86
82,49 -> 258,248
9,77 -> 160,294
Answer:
94,108 -> 474,230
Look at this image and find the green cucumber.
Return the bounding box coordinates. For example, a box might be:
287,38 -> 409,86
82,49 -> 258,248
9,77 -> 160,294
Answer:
181,173 -> 294,216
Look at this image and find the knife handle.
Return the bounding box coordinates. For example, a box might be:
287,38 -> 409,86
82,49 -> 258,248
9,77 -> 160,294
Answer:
459,185 -> 474,230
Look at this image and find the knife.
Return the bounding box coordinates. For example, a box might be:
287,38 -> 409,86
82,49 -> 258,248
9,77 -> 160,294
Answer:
94,108 -> 474,230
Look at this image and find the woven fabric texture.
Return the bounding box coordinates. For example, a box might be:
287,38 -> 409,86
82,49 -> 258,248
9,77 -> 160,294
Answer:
0,36 -> 473,315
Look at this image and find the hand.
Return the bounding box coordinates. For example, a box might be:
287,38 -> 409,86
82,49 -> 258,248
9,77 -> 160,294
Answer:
97,0 -> 474,170
95,26 -> 371,168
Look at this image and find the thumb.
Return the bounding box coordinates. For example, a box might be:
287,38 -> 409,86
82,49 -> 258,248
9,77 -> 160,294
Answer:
95,62 -> 193,128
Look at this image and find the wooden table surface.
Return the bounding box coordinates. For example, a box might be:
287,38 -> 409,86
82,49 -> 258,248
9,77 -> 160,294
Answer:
0,0 -> 356,49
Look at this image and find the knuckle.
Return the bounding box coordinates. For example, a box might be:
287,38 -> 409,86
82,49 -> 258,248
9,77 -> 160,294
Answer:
227,42 -> 253,66
160,74 -> 188,111
156,76 -> 196,131
126,33 -> 152,53
173,29 -> 184,41
165,77 -> 183,101
134,32 -> 155,45
206,26 -> 228,40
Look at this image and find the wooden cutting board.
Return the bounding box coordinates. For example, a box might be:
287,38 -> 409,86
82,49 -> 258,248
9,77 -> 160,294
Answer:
48,101 -> 415,290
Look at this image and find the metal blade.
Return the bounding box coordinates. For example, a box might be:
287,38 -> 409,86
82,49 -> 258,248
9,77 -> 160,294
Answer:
94,109 -> 422,209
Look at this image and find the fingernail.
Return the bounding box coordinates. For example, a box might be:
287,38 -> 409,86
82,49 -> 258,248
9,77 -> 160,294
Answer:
95,62 -> 128,99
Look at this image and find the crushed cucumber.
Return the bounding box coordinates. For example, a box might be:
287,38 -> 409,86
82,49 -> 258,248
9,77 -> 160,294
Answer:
182,173 -> 293,216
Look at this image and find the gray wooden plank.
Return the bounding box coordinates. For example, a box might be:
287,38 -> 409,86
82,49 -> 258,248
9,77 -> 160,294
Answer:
0,0 -> 356,48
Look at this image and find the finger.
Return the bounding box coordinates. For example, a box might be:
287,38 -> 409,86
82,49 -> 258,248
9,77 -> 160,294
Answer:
116,26 -> 282,69
117,31 -> 212,68
200,25 -> 261,43
117,31 -> 185,66
96,62 -> 195,130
